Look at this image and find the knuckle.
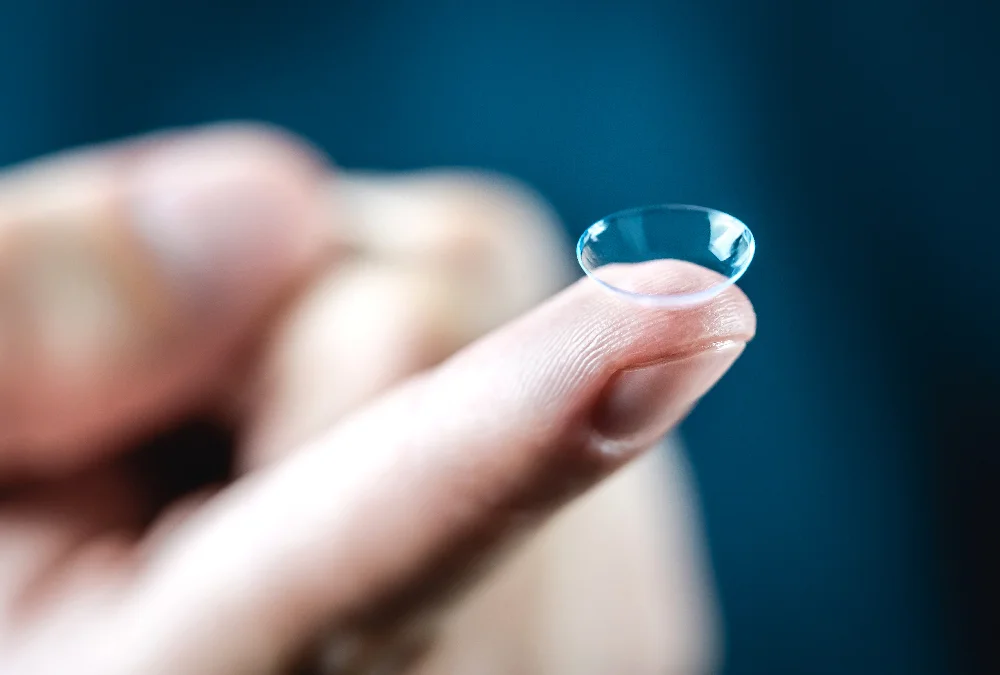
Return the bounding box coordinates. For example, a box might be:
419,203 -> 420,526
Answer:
179,121 -> 328,179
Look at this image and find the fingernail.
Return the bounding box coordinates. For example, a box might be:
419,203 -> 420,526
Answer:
592,343 -> 745,450
128,137 -> 321,317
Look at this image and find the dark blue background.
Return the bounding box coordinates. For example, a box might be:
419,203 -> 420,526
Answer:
2,2 -> 997,673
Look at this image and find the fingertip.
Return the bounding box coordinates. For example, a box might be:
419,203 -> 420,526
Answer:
456,259 -> 756,409
333,169 -> 574,317
569,259 -> 757,349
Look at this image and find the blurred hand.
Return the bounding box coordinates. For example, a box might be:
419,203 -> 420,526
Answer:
0,125 -> 755,674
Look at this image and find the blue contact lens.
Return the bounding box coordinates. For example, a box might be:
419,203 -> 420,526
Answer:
576,204 -> 755,307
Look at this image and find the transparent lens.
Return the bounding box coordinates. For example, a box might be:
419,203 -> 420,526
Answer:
576,204 -> 755,307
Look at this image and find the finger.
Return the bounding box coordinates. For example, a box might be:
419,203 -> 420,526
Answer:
332,170 -> 571,323
242,261 -> 475,467
0,124 -> 328,474
128,260 -> 755,675
244,172 -> 573,467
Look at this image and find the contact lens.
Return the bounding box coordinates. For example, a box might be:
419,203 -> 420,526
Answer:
576,204 -> 755,307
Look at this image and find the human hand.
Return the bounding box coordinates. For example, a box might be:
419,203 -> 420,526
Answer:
0,125 -> 755,674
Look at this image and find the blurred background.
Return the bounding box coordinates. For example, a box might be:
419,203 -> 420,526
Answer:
0,1 -> 997,673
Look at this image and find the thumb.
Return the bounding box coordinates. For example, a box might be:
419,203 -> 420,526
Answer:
126,260 -> 756,675
0,124 -> 329,473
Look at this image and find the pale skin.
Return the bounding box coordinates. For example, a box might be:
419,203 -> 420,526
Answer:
0,125 -> 756,674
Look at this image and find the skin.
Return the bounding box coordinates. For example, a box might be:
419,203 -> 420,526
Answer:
0,125 -> 756,674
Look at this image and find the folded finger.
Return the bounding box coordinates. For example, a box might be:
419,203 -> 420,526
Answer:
0,124 -> 328,474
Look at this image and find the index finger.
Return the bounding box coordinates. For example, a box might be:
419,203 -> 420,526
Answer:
126,261 -> 756,674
